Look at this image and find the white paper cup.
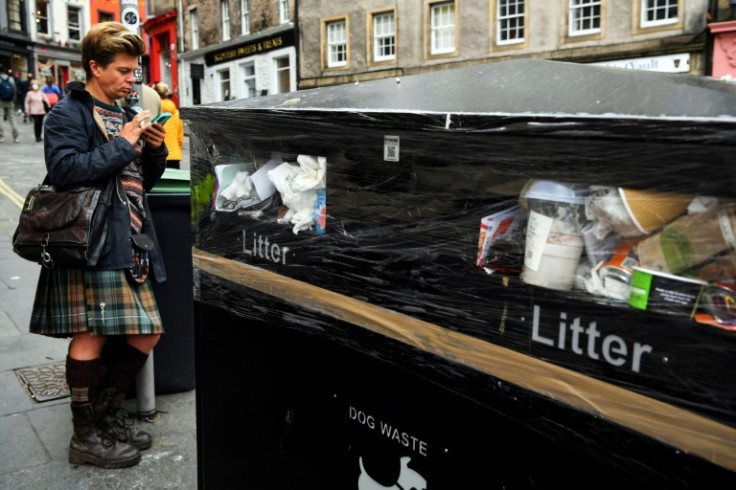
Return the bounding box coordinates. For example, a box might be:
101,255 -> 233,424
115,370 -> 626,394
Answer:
522,207 -> 585,290
520,180 -> 587,291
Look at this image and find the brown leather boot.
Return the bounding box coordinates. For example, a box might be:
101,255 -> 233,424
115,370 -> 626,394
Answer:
68,403 -> 141,468
96,388 -> 153,450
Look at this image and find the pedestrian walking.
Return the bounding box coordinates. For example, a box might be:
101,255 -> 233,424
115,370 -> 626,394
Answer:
42,76 -> 62,107
29,21 -> 169,469
24,80 -> 50,142
0,63 -> 20,143
153,82 -> 184,168
18,72 -> 33,123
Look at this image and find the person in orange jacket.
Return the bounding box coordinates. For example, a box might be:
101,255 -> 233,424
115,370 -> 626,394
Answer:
152,82 -> 184,168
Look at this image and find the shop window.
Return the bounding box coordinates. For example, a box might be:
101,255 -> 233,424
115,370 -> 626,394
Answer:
496,0 -> 525,45
36,0 -> 50,36
222,0 -> 231,42
429,1 -> 456,55
191,8 -> 199,50
279,0 -> 290,24
568,0 -> 601,36
68,7 -> 82,41
241,0 -> 251,36
323,16 -> 348,69
274,56 -> 291,94
219,68 -> 231,101
371,10 -> 396,63
241,61 -> 256,98
641,0 -> 678,28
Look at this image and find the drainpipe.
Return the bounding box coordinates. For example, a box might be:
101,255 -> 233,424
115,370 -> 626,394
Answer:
178,0 -> 185,57
705,0 -> 718,76
294,0 -> 301,89
178,0 -> 185,106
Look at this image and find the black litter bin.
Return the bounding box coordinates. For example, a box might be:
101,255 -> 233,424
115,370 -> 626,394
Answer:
183,60 -> 736,489
147,168 -> 195,394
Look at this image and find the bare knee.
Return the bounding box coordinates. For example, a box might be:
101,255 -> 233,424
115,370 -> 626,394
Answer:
69,332 -> 108,360
126,334 -> 161,355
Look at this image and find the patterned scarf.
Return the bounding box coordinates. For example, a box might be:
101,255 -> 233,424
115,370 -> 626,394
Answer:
94,101 -> 146,233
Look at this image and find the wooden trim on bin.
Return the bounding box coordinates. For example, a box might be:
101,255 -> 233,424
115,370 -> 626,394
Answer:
193,248 -> 736,473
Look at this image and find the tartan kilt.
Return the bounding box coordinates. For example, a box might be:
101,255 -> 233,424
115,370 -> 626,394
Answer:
29,267 -> 164,337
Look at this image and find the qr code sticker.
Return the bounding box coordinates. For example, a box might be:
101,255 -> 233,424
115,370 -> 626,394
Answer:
384,135 -> 400,162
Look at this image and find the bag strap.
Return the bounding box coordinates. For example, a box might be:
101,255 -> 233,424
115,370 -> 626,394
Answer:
40,174 -> 116,197
101,175 -> 116,205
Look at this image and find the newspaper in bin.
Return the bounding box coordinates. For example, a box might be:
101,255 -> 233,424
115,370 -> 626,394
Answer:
476,205 -> 525,271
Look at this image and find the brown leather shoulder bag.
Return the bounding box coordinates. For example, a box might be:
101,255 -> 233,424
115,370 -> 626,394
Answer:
12,178 -> 115,269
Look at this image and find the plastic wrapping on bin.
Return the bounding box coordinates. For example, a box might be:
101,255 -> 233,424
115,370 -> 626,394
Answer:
184,59 -> 736,487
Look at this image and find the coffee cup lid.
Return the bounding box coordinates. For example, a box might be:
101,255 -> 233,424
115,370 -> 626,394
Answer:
520,179 -> 587,207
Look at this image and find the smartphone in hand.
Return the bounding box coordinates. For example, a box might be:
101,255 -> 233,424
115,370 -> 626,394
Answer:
152,112 -> 172,125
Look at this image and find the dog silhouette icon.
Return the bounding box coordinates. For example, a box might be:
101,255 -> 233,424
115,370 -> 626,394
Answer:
357,455 -> 427,490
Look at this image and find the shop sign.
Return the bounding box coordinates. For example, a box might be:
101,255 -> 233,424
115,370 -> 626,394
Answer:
0,38 -> 33,53
35,46 -> 82,62
591,53 -> 691,73
205,30 -> 294,66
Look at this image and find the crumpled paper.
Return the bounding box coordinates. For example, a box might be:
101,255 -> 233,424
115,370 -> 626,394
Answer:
585,185 -> 641,238
268,155 -> 327,234
219,171 -> 255,208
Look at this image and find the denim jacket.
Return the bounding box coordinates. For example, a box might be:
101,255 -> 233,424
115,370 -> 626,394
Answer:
43,82 -> 168,282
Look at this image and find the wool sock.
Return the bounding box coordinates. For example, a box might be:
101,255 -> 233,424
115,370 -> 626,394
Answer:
104,342 -> 149,396
66,356 -> 101,406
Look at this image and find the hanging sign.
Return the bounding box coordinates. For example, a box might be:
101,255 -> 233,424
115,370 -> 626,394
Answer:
591,53 -> 691,73
120,0 -> 141,33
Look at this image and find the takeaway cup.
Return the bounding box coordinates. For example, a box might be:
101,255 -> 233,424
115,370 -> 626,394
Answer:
520,180 -> 588,291
618,187 -> 693,235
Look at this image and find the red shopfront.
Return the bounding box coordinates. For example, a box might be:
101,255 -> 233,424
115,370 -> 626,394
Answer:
143,10 -> 179,107
709,20 -> 736,79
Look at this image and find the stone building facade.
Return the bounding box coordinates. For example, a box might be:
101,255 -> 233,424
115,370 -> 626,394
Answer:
178,0 -> 296,106
297,0 -> 712,89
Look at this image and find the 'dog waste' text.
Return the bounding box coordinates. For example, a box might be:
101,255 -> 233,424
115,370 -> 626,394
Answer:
349,406 -> 428,457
